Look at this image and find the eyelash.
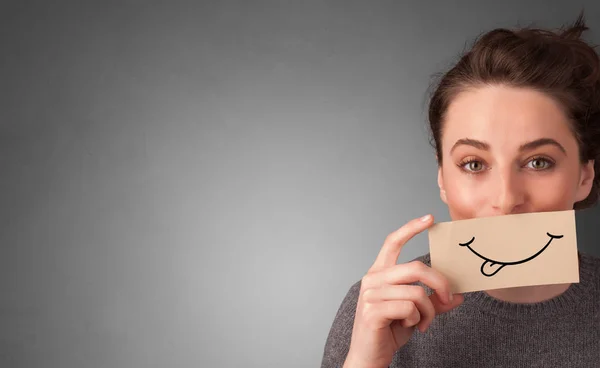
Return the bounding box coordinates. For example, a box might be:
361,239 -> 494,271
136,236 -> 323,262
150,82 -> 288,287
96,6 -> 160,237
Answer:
456,156 -> 556,174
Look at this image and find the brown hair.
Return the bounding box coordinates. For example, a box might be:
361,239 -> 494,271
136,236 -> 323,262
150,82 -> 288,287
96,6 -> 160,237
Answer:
427,11 -> 600,210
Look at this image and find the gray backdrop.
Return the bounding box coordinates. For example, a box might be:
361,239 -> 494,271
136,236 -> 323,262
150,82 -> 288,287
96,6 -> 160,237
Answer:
1,1 -> 599,367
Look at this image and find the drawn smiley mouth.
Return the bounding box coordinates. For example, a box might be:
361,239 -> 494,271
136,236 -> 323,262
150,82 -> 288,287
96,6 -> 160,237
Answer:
459,233 -> 564,277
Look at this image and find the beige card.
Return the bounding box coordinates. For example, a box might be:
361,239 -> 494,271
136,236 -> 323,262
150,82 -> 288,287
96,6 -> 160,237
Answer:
428,210 -> 579,293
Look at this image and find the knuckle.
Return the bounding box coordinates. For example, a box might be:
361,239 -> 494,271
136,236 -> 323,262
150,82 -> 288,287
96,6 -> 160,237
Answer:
384,232 -> 394,243
440,278 -> 450,291
387,264 -> 410,285
432,272 -> 449,290
395,226 -> 410,240
417,260 -> 429,271
362,288 -> 376,302
414,286 -> 428,299
406,301 -> 418,314
404,303 -> 420,324
383,234 -> 398,248
361,274 -> 373,289
388,227 -> 407,243
361,303 -> 377,325
409,260 -> 427,273
393,261 -> 409,272
363,271 -> 384,289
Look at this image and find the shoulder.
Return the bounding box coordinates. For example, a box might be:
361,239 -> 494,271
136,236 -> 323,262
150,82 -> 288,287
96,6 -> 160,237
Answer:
578,251 -> 600,287
578,250 -> 600,277
337,279 -> 361,314
579,250 -> 600,268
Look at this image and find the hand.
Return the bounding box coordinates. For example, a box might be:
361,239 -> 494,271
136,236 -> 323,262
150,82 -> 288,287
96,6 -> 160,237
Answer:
343,214 -> 464,368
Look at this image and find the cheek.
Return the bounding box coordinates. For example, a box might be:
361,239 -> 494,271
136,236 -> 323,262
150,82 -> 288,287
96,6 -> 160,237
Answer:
523,160 -> 583,210
444,180 -> 487,219
441,164 -> 488,219
527,177 -> 577,210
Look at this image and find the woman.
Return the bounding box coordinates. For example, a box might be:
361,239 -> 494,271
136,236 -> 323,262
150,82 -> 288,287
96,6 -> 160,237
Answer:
321,13 -> 600,368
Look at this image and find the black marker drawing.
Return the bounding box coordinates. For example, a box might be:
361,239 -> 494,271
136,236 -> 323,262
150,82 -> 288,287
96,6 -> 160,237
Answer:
459,232 -> 563,277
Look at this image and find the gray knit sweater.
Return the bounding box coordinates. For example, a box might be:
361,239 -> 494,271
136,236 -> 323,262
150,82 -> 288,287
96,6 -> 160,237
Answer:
321,251 -> 600,368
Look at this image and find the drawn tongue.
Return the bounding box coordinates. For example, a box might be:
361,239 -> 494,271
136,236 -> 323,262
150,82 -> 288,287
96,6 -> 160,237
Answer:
481,261 -> 506,276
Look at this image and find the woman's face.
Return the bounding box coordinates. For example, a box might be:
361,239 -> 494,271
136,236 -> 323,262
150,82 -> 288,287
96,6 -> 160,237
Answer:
438,84 -> 595,220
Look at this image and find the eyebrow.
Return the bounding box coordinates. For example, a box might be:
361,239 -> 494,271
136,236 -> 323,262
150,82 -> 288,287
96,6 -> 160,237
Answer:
450,137 -> 567,155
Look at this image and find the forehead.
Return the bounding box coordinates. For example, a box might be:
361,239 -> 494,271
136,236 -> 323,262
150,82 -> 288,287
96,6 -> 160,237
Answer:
442,85 -> 573,146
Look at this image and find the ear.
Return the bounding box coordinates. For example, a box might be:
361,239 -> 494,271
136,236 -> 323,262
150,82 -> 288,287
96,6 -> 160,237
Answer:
574,160 -> 595,202
438,165 -> 448,204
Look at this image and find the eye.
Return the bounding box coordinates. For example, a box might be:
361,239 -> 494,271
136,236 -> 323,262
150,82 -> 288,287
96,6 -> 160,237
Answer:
525,156 -> 554,170
458,159 -> 486,173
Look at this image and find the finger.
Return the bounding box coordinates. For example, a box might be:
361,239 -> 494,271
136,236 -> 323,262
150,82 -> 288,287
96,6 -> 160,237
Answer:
369,300 -> 421,328
363,261 -> 452,305
370,214 -> 434,272
431,291 -> 465,316
362,285 -> 436,333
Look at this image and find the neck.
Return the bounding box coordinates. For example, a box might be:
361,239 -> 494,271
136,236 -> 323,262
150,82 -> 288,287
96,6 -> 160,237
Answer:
484,283 -> 571,303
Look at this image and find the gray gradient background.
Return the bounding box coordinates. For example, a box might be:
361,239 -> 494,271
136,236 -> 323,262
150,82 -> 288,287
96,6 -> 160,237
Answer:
1,1 -> 600,367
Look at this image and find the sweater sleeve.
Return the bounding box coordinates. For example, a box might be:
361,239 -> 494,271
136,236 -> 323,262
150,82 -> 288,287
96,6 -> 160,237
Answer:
320,280 -> 361,368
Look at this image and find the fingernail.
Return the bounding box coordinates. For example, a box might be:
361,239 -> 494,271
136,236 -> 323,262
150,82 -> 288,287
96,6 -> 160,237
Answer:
420,214 -> 431,222
449,293 -> 454,303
